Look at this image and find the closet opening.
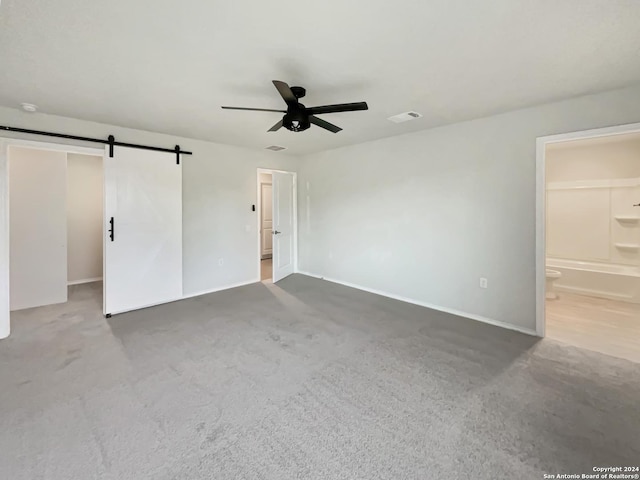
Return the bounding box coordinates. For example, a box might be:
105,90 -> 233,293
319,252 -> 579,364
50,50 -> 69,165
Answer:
3,141 -> 104,331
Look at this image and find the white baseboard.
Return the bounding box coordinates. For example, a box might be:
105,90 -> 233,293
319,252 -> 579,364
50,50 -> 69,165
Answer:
68,277 -> 102,286
181,278 -> 260,300
297,270 -> 322,279
296,271 -> 538,337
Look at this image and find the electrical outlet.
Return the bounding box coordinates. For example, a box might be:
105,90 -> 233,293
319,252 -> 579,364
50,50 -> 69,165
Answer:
479,277 -> 488,289
218,258 -> 224,266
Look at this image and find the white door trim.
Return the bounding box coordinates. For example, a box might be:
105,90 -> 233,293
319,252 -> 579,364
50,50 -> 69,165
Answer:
0,136 -> 104,339
256,168 -> 298,282
535,121 -> 640,337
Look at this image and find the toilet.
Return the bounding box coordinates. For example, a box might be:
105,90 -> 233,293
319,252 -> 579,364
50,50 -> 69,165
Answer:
545,269 -> 562,300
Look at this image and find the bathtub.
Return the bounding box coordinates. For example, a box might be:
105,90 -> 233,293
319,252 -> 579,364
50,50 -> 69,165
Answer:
546,258 -> 640,304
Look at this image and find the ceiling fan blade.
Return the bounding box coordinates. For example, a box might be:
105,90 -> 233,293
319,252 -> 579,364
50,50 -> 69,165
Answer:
272,80 -> 298,106
221,106 -> 286,112
268,119 -> 284,132
306,102 -> 369,115
309,115 -> 342,133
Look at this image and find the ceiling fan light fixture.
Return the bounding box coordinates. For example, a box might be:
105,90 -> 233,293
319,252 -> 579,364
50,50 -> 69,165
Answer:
283,112 -> 310,132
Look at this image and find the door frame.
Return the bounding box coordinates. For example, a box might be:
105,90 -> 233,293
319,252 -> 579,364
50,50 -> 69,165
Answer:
0,137 -> 105,339
535,121 -> 640,337
256,168 -> 298,282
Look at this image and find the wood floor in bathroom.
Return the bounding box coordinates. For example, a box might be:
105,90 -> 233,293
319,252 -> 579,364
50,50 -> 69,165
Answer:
261,258 -> 272,282
546,292 -> 640,363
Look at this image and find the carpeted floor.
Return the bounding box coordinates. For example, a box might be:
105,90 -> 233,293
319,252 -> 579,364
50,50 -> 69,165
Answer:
1,275 -> 638,479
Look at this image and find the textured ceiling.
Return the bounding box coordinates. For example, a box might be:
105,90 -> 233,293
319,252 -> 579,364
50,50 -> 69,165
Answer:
1,0 -> 640,155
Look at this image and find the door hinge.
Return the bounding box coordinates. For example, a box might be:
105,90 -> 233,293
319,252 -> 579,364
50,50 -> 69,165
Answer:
108,217 -> 115,241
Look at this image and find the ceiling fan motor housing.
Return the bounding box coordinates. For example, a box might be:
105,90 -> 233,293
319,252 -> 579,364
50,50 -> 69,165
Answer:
290,86 -> 306,99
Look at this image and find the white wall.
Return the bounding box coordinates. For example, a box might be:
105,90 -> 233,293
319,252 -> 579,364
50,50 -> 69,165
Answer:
297,84 -> 640,334
182,146 -> 295,293
9,146 -> 68,310
0,143 -> 7,338
67,153 -> 103,284
0,106 -> 299,323
546,136 -> 640,182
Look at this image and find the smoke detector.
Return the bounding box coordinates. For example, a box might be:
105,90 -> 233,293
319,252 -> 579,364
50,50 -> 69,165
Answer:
265,145 -> 286,152
387,111 -> 422,123
20,103 -> 38,113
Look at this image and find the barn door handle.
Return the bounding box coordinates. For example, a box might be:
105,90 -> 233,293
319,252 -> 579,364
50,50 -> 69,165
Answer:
108,217 -> 115,241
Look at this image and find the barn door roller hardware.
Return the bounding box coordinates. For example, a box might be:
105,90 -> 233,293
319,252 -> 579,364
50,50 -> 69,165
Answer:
0,125 -> 192,164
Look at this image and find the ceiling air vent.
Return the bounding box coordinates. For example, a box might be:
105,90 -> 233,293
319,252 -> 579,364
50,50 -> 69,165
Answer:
265,145 -> 287,151
387,111 -> 423,124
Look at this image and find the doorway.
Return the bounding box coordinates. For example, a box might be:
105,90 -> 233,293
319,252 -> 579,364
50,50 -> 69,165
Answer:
256,168 -> 297,283
536,122 -> 640,362
0,139 -> 105,339
9,146 -> 104,310
259,171 -> 273,281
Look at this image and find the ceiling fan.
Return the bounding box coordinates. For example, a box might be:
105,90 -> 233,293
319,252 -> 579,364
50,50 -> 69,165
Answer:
221,80 -> 368,133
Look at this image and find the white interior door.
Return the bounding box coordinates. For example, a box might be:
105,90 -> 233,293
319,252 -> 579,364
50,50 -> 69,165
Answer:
104,146 -> 182,315
9,146 -> 68,310
272,172 -> 294,282
261,182 -> 273,258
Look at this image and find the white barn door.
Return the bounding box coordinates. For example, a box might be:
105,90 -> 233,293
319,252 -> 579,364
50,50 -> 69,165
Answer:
272,172 -> 294,282
104,146 -> 182,315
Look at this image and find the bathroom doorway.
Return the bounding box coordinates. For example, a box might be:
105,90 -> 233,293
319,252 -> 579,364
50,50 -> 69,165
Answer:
258,170 -> 273,281
255,168 -> 298,284
536,123 -> 640,363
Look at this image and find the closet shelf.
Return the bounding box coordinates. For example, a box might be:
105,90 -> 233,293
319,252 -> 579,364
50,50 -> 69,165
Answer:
614,243 -> 640,251
614,216 -> 640,223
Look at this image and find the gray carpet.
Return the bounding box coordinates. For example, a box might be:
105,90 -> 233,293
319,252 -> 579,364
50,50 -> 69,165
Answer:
0,275 -> 638,479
